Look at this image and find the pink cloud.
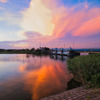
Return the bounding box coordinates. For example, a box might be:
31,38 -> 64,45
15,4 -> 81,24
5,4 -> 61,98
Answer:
13,0 -> 100,49
0,0 -> 7,3
73,15 -> 100,36
20,0 -> 100,41
23,31 -> 56,43
51,7 -> 100,37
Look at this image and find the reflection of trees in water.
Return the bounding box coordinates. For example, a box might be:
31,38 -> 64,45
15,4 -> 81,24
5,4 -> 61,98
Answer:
26,54 -> 49,58
50,55 -> 67,62
26,54 -> 31,58
20,55 -> 68,73
0,54 -> 67,65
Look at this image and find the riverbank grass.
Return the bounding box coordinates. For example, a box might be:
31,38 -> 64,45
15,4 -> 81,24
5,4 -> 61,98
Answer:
68,54 -> 100,88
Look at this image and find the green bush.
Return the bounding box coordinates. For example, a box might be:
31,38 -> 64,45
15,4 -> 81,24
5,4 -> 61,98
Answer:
67,54 -> 100,88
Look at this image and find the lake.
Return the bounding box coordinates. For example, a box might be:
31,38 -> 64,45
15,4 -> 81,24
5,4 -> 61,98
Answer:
0,54 -> 73,100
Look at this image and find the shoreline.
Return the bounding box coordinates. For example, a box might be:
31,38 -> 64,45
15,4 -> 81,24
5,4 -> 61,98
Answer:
41,86 -> 100,100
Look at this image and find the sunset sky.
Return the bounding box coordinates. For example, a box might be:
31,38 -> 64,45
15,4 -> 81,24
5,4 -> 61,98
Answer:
0,0 -> 100,49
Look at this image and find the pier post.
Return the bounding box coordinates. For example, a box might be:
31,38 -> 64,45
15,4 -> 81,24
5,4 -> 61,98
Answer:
61,48 -> 63,55
52,50 -> 53,54
55,50 -> 57,55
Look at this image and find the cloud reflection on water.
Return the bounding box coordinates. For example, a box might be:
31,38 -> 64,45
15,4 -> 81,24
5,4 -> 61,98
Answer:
0,54 -> 73,100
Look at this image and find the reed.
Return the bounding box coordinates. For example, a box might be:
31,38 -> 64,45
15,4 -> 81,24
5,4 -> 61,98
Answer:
68,54 -> 100,88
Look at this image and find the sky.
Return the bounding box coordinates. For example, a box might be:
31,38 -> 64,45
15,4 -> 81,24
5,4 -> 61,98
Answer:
0,0 -> 100,49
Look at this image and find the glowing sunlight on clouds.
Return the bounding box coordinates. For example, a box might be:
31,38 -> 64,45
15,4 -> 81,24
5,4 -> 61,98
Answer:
21,0 -> 55,36
1,0 -> 100,48
53,7 -> 100,37
17,0 -> 100,48
21,0 -> 100,38
73,15 -> 100,36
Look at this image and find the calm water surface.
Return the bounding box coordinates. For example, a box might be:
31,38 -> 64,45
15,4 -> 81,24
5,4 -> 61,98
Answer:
0,54 -> 72,100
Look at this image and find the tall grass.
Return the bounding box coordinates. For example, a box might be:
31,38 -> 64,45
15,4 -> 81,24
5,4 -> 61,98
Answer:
67,54 -> 100,88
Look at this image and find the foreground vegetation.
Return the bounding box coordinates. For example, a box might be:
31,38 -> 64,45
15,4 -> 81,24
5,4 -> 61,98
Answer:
68,54 -> 100,88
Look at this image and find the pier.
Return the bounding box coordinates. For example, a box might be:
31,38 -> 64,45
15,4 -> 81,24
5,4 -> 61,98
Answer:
51,48 -> 100,56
